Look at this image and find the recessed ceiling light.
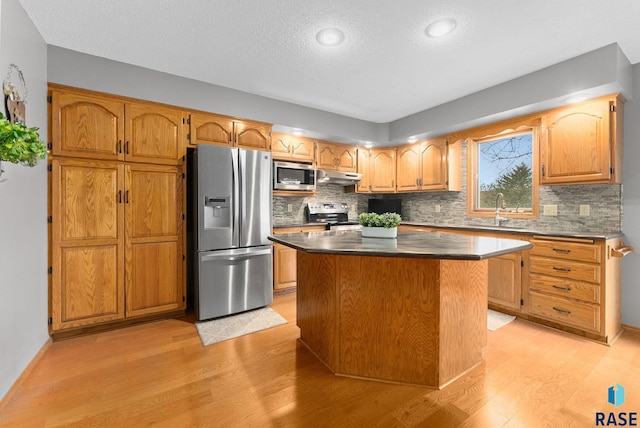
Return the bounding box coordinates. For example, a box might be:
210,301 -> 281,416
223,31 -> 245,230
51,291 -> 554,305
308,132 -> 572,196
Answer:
425,18 -> 457,38
316,28 -> 345,46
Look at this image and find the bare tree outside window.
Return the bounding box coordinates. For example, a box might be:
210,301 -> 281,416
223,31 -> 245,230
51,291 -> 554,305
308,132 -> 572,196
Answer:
477,132 -> 533,210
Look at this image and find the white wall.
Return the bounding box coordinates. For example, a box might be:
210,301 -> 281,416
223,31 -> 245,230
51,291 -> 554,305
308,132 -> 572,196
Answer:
389,44 -> 633,143
0,0 -> 49,399
622,64 -> 640,327
47,46 -> 389,145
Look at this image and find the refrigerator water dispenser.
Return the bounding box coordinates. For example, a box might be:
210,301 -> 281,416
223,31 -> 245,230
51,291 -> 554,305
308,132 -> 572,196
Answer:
204,196 -> 230,229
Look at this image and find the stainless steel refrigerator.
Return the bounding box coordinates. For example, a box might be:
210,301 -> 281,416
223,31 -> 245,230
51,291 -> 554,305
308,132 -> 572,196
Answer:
188,144 -> 273,321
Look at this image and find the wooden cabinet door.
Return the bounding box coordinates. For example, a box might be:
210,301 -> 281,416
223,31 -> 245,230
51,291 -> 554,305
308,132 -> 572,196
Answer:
488,252 -> 522,311
50,90 -> 124,161
356,147 -> 370,193
369,149 -> 396,192
125,103 -> 184,165
542,99 -> 611,184
271,132 -> 292,159
189,112 -> 234,147
420,138 -> 447,190
50,158 -> 125,331
234,120 -> 271,151
125,164 -> 184,317
289,136 -> 315,162
273,243 -> 297,290
335,145 -> 357,172
316,142 -> 337,170
271,133 -> 315,162
396,145 -> 420,192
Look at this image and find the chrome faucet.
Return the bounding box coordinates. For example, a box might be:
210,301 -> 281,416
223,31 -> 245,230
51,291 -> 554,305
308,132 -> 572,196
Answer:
495,193 -> 508,226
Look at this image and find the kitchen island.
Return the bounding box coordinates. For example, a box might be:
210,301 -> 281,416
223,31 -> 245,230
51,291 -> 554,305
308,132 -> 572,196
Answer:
269,230 -> 532,388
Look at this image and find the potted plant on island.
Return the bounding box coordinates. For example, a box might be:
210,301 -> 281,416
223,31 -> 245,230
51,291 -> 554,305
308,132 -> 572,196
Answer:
358,212 -> 402,238
0,112 -> 48,181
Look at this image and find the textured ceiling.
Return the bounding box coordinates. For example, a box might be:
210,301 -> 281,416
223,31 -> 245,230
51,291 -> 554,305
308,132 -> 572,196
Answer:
17,0 -> 640,123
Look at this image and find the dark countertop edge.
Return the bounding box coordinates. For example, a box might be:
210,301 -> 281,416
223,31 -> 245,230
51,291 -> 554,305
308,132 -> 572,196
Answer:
268,235 -> 532,260
400,221 -> 624,240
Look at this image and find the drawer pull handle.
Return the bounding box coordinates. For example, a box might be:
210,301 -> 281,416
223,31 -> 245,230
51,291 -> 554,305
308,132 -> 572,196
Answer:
552,307 -> 571,315
552,248 -> 571,254
553,267 -> 571,272
552,285 -> 571,291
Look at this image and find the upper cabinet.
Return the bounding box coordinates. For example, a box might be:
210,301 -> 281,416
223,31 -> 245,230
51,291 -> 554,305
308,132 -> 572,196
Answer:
50,87 -> 185,165
189,112 -> 272,151
271,132 -> 315,162
541,95 -> 623,185
316,141 -> 357,172
125,103 -> 185,165
356,148 -> 396,193
397,137 -> 461,192
50,89 -> 125,161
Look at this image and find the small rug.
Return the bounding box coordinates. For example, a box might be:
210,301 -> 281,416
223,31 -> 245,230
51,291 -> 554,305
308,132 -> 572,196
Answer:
487,309 -> 516,331
195,306 -> 287,346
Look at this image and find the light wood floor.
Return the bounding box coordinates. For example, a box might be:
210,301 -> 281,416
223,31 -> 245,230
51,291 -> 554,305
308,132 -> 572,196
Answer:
2,293 -> 640,427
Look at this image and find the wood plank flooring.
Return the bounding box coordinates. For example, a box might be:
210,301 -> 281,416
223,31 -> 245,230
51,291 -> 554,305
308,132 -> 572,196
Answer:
2,293 -> 640,427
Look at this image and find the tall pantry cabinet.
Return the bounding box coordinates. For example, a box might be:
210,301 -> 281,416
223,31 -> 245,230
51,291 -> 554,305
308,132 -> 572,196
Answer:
48,85 -> 186,336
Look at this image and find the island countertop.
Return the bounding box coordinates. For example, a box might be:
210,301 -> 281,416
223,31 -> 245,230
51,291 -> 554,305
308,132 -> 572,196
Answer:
269,229 -> 532,260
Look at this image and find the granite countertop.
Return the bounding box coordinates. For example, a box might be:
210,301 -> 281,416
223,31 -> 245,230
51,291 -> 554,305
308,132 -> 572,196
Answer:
400,221 -> 624,240
269,230 -> 532,260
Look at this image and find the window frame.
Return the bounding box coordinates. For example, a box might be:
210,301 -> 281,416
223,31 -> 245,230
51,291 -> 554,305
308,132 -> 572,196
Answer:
465,116 -> 540,219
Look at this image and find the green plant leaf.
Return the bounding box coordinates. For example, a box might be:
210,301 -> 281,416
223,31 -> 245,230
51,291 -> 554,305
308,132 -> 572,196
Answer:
0,113 -> 48,166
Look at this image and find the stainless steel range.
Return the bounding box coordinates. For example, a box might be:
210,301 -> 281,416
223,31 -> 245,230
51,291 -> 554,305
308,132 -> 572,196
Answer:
305,202 -> 361,231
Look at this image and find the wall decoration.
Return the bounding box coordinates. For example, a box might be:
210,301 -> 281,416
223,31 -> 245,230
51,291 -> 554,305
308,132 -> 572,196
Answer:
4,64 -> 29,125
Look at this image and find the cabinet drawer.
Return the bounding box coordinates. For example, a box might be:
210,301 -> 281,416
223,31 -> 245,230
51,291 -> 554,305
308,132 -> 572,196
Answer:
529,292 -> 600,333
529,256 -> 601,284
530,239 -> 600,263
529,274 -> 600,304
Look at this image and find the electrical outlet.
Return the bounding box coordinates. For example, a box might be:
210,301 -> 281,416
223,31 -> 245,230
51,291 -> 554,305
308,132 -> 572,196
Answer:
579,204 -> 590,216
435,204 -> 441,213
287,204 -> 292,213
543,204 -> 558,216
351,204 -> 356,211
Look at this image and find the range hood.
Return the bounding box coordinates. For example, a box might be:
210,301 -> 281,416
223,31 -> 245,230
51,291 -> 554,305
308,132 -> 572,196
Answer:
317,169 -> 362,186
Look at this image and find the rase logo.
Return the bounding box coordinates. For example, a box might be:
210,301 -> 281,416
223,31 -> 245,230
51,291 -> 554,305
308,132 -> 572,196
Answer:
596,384 -> 637,426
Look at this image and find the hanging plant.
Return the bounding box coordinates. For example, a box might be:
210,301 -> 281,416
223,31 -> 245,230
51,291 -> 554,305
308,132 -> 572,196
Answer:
0,112 -> 47,167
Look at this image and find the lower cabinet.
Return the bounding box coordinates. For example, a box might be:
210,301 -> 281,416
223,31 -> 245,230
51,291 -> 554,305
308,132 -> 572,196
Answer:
273,243 -> 297,292
528,236 -> 624,343
487,252 -> 523,312
272,225 -> 326,293
49,158 -> 185,336
398,224 -> 628,344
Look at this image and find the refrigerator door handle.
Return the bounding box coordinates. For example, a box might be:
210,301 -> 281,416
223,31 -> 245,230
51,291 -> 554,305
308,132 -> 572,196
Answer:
231,148 -> 240,246
239,149 -> 247,244
200,247 -> 272,262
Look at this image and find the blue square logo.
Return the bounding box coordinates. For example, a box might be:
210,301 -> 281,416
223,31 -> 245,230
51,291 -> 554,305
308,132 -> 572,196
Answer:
608,384 -> 625,407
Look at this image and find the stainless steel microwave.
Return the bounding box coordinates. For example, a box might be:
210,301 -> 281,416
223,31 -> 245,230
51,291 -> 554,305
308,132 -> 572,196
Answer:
273,161 -> 316,191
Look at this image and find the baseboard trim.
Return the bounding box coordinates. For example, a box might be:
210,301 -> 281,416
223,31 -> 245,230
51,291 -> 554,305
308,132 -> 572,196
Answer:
622,323 -> 640,336
0,338 -> 52,412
